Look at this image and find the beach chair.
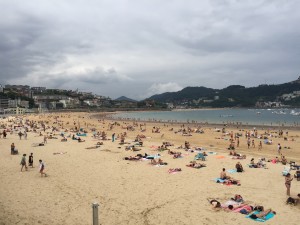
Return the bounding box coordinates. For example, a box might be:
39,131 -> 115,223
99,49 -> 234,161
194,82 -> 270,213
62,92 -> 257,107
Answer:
195,152 -> 206,161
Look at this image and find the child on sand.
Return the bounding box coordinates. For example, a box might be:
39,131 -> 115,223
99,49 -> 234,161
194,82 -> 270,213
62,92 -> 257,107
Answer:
39,159 -> 47,177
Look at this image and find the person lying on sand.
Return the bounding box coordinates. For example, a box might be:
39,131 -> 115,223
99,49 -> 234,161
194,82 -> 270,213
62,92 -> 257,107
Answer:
249,209 -> 276,220
223,203 -> 248,212
223,178 -> 241,186
77,137 -> 85,142
186,161 -> 206,168
85,146 -> 100,149
168,168 -> 181,173
210,199 -> 221,209
124,155 -> 142,161
61,137 -> 67,142
151,158 -> 167,165
286,194 -> 300,205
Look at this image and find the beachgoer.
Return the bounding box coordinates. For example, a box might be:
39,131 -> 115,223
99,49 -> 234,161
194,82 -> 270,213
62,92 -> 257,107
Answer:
210,199 -> 221,209
28,153 -> 33,168
112,133 -> 115,142
286,194 -> 300,205
20,154 -> 28,172
18,131 -> 23,140
258,141 -> 262,151
249,209 -> 276,220
236,162 -> 244,172
220,168 -> 230,179
11,143 -> 15,155
277,143 -> 281,155
285,173 -> 293,196
39,159 -> 47,177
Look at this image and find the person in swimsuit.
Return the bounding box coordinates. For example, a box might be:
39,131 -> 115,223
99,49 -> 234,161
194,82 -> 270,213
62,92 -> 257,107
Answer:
285,173 -> 293,196
39,159 -> 47,177
249,209 -> 276,220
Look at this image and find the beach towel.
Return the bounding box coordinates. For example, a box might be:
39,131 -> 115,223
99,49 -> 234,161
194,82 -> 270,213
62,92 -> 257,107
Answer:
208,151 -> 217,155
215,155 -> 225,159
146,154 -> 160,159
233,205 -> 251,213
214,178 -> 226,183
227,169 -> 237,174
246,211 -> 275,222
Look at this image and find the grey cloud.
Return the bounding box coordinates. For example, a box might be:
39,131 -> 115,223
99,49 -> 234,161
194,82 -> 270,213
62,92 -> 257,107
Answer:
0,0 -> 300,99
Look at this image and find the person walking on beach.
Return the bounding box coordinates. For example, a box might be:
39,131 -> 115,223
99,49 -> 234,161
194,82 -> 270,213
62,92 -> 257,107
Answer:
39,159 -> 47,177
20,154 -> 28,172
285,173 -> 293,196
28,153 -> 33,168
251,140 -> 255,148
278,143 -> 282,155
3,130 -> 7,138
258,141 -> 262,151
112,133 -> 115,142
247,138 -> 251,149
18,131 -> 23,140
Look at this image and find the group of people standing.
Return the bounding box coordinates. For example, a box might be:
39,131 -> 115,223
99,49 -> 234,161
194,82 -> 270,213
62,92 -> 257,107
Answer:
20,153 -> 46,177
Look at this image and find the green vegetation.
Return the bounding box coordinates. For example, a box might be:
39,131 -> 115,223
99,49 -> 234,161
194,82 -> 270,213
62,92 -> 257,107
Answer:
148,81 -> 300,107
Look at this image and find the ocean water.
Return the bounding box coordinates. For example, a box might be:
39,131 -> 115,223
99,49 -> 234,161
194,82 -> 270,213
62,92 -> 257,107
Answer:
111,108 -> 300,126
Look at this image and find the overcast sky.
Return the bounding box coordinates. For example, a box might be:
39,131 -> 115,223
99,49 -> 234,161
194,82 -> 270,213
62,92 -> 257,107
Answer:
0,0 -> 299,100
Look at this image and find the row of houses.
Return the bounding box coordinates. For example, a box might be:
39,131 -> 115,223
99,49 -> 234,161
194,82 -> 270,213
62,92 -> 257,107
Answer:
0,84 -> 140,114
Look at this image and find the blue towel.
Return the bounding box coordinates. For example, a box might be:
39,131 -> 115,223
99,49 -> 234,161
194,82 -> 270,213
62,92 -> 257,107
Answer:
246,211 -> 275,222
227,169 -> 237,174
214,178 -> 225,183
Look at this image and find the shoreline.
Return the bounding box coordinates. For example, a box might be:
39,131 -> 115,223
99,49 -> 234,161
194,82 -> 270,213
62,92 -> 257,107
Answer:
92,112 -> 300,130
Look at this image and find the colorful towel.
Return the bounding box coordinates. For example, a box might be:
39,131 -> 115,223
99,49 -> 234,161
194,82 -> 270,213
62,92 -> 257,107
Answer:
233,205 -> 251,213
246,211 -> 275,222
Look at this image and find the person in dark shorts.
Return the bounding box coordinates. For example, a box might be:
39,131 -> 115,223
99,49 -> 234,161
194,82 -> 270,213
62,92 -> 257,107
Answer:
28,153 -> 33,168
20,154 -> 28,172
39,159 -> 47,177
249,209 -> 276,220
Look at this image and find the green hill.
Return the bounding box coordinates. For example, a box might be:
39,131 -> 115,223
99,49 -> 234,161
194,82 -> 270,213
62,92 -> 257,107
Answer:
147,77 -> 300,107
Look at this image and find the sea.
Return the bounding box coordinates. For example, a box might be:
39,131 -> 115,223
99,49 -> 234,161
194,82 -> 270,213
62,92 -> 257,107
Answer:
111,108 -> 300,127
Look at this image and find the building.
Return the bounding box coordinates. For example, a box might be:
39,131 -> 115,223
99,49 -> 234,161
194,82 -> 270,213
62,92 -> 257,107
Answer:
31,87 -> 46,94
0,97 -> 9,109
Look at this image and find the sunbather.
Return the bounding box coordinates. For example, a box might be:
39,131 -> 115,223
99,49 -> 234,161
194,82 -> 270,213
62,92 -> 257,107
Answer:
210,199 -> 221,209
168,168 -> 181,173
220,168 -> 231,180
286,194 -> 300,205
236,162 -> 244,172
186,161 -> 206,168
249,209 -> 276,220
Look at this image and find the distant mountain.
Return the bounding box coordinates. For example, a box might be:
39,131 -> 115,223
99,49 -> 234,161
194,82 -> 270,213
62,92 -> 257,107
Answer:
147,77 -> 300,107
115,96 -> 137,102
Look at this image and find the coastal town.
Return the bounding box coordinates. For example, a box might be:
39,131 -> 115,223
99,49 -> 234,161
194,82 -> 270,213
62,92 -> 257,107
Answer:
1,77 -> 300,115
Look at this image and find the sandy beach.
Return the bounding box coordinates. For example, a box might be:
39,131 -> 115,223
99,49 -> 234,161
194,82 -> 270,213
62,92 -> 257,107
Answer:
0,112 -> 299,225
